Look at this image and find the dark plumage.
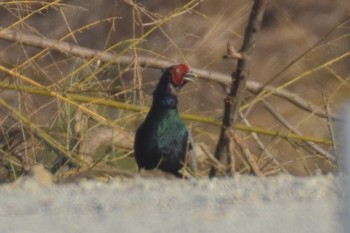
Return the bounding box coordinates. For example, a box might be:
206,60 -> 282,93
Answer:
134,64 -> 196,177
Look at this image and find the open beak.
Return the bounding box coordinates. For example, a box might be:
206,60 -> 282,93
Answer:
184,70 -> 197,83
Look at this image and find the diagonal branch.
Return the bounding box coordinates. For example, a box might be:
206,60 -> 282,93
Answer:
239,111 -> 289,173
263,100 -> 336,162
0,26 -> 339,121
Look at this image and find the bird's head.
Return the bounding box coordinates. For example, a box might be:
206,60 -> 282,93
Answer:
155,64 -> 196,97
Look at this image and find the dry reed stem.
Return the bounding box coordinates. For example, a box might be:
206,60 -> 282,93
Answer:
241,51 -> 350,112
322,94 -> 337,155
263,100 -> 336,162
0,65 -> 134,144
249,16 -> 350,101
0,96 -> 88,168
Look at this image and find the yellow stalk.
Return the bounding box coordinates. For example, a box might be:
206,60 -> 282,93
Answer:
0,80 -> 332,145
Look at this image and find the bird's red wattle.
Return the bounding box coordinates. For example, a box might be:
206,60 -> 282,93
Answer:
169,64 -> 191,86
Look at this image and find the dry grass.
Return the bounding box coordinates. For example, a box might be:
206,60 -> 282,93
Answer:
0,0 -> 349,182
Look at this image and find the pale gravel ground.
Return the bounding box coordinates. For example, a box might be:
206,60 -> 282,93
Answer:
0,175 -> 343,233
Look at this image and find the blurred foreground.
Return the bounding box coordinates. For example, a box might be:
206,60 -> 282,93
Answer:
0,174 -> 341,233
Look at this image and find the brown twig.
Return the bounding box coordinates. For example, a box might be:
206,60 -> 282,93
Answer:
199,144 -> 227,173
209,0 -> 267,177
226,130 -> 265,176
223,41 -> 243,60
238,144 -> 265,176
239,111 -> 289,173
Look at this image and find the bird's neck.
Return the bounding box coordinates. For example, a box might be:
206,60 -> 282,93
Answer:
153,93 -> 178,109
146,94 -> 181,125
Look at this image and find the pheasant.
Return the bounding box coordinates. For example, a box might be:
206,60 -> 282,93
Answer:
134,64 -> 196,177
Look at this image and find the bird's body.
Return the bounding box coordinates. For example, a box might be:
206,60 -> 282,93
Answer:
134,64 -> 196,177
135,102 -> 189,176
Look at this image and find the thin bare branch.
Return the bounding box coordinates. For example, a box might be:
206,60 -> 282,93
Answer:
0,26 -> 339,120
263,100 -> 336,162
239,111 -> 289,173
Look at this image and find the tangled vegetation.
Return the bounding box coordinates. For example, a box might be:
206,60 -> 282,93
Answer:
0,0 -> 349,182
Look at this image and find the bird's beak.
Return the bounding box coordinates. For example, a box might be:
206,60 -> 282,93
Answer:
184,71 -> 197,83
